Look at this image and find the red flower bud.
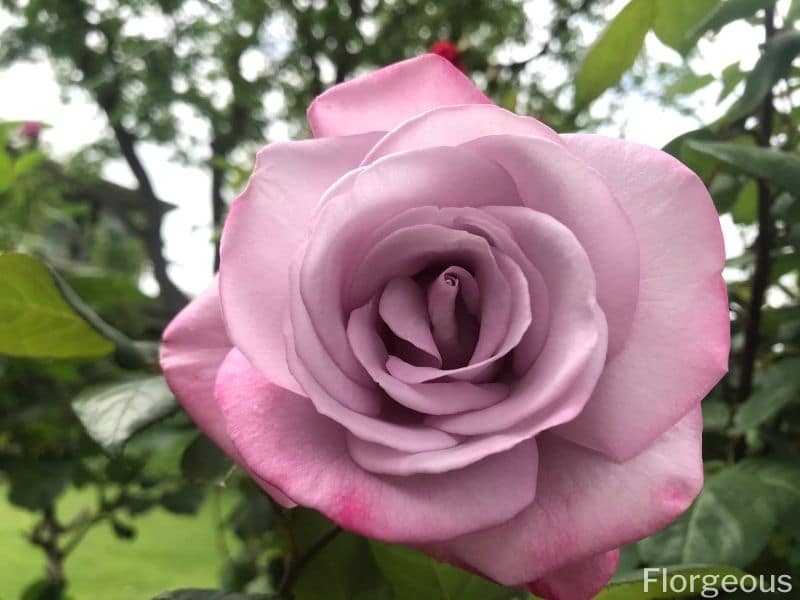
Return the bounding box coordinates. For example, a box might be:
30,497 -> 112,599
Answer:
18,121 -> 42,142
429,40 -> 465,73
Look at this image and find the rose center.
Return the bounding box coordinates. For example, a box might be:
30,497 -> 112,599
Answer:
426,267 -> 480,368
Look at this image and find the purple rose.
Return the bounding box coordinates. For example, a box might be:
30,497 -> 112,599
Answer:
161,55 -> 729,599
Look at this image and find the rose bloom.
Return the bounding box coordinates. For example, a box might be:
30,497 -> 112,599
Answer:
161,55 -> 729,599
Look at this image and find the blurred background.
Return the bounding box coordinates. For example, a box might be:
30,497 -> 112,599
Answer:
1,0 -> 799,598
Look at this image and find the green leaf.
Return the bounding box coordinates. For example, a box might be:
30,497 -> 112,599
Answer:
370,542 -> 521,600
690,0 -> 777,40
731,180 -> 758,224
575,0 -> 655,108
702,399 -> 731,433
290,509 -> 389,600
687,141 -> 800,197
665,72 -> 714,97
111,518 -> 137,540
161,483 -> 206,515
598,565 -> 747,599
731,357 -> 800,434
0,148 -> 13,192
125,423 -> 196,479
788,0 -> 800,24
724,29 -> 800,123
0,253 -> 114,358
2,460 -> 72,510
13,149 -> 45,177
638,460 -> 800,567
152,591 -> 272,600
718,62 -> 746,102
662,128 -> 718,180
180,432 -> 233,483
229,485 -> 276,540
652,0 -> 716,55
708,173 -> 742,214
72,375 -> 177,454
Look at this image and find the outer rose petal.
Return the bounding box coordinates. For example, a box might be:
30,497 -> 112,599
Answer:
528,549 -> 620,600
307,54 -> 491,138
556,134 -> 729,461
216,348 -> 540,544
428,409 -> 703,587
219,132 -> 381,395
161,278 -> 233,456
362,103 -> 559,164
160,279 -> 295,507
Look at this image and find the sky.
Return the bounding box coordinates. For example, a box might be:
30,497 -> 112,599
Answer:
0,0 -> 774,296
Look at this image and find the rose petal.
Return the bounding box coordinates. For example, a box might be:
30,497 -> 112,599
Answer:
449,210 -> 550,373
438,266 -> 481,315
161,278 -> 235,456
555,134 -> 729,461
217,348 -> 539,543
384,247 -> 530,383
348,301 -> 509,416
364,109 -> 639,356
347,224 -> 529,382
528,549 -> 620,600
426,206 -> 607,436
362,103 -> 559,164
296,146 -> 521,387
219,132 -> 381,395
160,279 -> 295,507
379,277 -> 441,366
464,134 -> 640,357
307,54 -> 491,138
345,431 -> 538,477
426,269 -> 479,367
372,206 -> 550,373
428,409 -> 703,586
287,292 -> 460,452
288,260 -> 386,416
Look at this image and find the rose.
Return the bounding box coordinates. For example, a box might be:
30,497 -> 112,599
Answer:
160,54 -> 729,599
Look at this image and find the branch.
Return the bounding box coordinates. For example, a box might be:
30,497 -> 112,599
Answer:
734,7 -> 777,407
277,526 -> 342,595
71,11 -> 187,314
107,122 -> 187,312
499,0 -> 598,72
27,506 -> 66,587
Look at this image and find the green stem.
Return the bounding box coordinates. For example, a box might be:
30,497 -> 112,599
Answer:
277,526 -> 342,596
48,264 -> 158,370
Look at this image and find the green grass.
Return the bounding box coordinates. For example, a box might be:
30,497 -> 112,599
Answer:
0,486 -> 231,599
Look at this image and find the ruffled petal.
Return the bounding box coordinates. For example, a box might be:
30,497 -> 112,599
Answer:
307,54 -> 491,138
379,277 -> 441,366
426,206 -> 607,436
555,134 -> 729,461
427,409 -> 702,586
160,279 -> 295,507
217,348 -> 539,543
528,549 -> 620,600
347,225 -> 529,384
294,146 -> 521,390
464,134 -> 640,357
161,278 -> 234,456
362,103 -> 559,164
219,132 -> 381,394
287,291 -> 460,453
348,301 -> 509,417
